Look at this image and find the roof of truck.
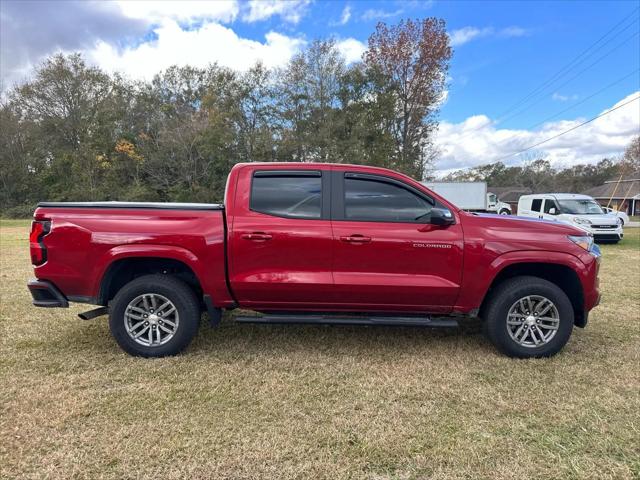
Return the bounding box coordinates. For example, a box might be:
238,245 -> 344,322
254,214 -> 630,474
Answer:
519,193 -> 595,201
233,162 -> 399,175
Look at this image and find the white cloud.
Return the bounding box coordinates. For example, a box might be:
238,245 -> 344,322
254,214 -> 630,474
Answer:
89,20 -> 305,79
449,27 -> 493,47
435,92 -> 640,173
499,26 -> 528,38
449,26 -> 529,47
116,0 -> 239,23
331,5 -> 352,26
361,9 -> 403,21
340,5 -> 352,25
335,38 -> 366,64
438,89 -> 450,107
552,92 -> 579,102
243,0 -> 311,24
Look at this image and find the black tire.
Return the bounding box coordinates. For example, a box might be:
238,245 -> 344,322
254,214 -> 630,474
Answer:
483,276 -> 574,358
109,274 -> 201,357
499,209 -> 511,215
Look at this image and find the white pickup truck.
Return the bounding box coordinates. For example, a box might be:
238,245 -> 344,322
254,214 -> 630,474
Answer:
421,182 -> 512,215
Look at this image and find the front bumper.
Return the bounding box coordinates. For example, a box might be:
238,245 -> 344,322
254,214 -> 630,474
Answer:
593,232 -> 623,242
28,279 -> 69,308
587,225 -> 623,242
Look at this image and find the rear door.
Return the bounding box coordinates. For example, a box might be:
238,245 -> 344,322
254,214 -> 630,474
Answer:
228,168 -> 334,308
329,171 -> 463,312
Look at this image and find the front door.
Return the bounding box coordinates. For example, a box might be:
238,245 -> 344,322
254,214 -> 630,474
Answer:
228,169 -> 334,309
541,198 -> 560,221
330,171 -> 464,313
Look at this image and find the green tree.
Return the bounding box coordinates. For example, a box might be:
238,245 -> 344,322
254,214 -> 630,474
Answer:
11,54 -> 118,200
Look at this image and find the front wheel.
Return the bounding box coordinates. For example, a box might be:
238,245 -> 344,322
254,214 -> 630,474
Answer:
484,276 -> 574,358
109,274 -> 201,357
499,209 -> 511,215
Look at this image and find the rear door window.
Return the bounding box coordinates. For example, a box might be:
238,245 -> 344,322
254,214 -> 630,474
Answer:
251,172 -> 322,219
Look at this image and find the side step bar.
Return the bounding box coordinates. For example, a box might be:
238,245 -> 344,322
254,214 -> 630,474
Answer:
234,314 -> 459,327
78,306 -> 109,320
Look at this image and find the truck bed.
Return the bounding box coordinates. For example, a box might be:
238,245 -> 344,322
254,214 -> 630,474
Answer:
31,202 -> 233,307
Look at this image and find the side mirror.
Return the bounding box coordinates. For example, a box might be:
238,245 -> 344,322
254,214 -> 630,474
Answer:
549,207 -> 557,215
430,208 -> 454,226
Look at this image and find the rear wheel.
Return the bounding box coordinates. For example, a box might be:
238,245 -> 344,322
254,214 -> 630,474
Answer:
484,276 -> 574,358
109,274 -> 201,357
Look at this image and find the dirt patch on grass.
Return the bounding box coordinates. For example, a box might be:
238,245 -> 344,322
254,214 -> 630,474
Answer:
1,221 -> 639,479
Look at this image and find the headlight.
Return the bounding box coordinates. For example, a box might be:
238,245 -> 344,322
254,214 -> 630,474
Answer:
568,235 -> 594,251
573,217 -> 592,225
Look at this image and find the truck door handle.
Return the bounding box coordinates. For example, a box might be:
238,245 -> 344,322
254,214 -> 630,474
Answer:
340,234 -> 371,243
241,232 -> 272,241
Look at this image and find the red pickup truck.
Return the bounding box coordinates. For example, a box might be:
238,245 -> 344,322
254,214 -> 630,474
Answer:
28,162 -> 601,358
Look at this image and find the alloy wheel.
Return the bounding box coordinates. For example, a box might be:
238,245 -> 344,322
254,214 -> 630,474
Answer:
124,293 -> 180,347
506,295 -> 560,348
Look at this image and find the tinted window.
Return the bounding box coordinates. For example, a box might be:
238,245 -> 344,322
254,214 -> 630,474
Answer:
543,200 -> 558,214
251,175 -> 321,219
344,178 -> 432,222
531,199 -> 542,212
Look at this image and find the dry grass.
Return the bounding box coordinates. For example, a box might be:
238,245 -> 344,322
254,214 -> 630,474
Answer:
1,220 -> 639,480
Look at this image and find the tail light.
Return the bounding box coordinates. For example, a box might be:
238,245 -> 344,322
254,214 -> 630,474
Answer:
30,220 -> 51,265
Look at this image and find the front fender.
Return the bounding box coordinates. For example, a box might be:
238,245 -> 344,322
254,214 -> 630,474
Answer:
455,249 -> 588,313
488,250 -> 586,280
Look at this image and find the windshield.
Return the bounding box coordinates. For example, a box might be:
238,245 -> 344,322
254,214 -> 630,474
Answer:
557,199 -> 604,215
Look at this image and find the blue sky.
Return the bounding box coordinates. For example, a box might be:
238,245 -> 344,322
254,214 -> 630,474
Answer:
1,0 -> 638,171
229,0 -> 639,129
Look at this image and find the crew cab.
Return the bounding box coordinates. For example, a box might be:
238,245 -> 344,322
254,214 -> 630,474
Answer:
28,163 -> 601,358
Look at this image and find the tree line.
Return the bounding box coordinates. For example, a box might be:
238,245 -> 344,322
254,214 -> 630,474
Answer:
1,18 -> 452,216
442,137 -> 639,194
2,14 -> 637,218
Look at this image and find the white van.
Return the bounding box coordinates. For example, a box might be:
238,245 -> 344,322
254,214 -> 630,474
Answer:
517,193 -> 623,243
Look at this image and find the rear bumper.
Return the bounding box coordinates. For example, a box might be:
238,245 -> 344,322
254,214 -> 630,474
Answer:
27,279 -> 69,308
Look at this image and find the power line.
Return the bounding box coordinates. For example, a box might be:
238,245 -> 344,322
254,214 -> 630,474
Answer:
451,29 -> 639,145
522,68 -> 639,131
499,29 -> 639,126
452,7 -> 640,142
495,10 -> 639,120
491,95 -> 640,163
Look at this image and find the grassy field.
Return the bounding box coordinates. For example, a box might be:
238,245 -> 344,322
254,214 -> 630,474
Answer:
1,220 -> 639,480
